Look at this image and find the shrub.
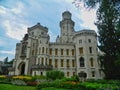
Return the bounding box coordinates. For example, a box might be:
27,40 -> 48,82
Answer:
26,81 -> 38,86
11,80 -> 27,86
62,76 -> 79,82
36,81 -> 82,90
12,75 -> 32,82
0,75 -> 6,79
46,70 -> 64,80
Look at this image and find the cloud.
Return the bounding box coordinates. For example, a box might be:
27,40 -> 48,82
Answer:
0,50 -> 15,55
0,57 -> 4,61
11,2 -> 25,15
49,30 -> 57,42
65,0 -> 97,31
0,6 -> 6,14
80,9 -> 97,31
0,2 -> 29,40
3,20 -> 27,40
0,39 -> 5,45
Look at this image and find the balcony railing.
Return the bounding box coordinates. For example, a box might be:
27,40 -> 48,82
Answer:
31,64 -> 53,70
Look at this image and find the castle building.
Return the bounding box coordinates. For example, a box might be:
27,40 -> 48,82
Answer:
9,11 -> 103,79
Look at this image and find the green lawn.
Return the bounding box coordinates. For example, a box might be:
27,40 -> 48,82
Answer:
0,84 -> 36,90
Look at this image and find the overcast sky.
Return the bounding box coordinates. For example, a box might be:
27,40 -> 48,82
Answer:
0,0 -> 97,61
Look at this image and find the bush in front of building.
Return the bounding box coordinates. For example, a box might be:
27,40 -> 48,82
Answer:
36,79 -> 120,90
36,80 -> 83,90
12,75 -> 41,86
80,82 -> 120,90
0,75 -> 12,84
11,80 -> 27,86
61,76 -> 79,82
12,75 -> 32,82
46,70 -> 64,80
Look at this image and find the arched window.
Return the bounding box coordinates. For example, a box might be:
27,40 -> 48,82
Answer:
90,58 -> 94,67
79,57 -> 85,67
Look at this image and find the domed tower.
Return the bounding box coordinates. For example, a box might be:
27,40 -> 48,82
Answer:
59,11 -> 75,43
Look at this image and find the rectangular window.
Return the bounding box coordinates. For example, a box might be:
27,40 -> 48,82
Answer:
42,47 -> 44,54
55,49 -> 58,55
67,72 -> 69,76
79,47 -> 83,54
66,49 -> 69,55
49,48 -> 52,55
67,59 -> 69,68
61,59 -> 64,67
46,48 -> 48,54
92,71 -> 95,77
41,58 -> 44,65
32,50 -> 34,55
55,59 -> 58,68
61,49 -> 63,55
39,48 -> 41,54
88,39 -> 91,43
89,47 -> 92,53
72,49 -> 75,56
38,58 -> 40,64
79,40 -> 82,43
72,60 -> 75,67
73,72 -> 75,76
90,58 -> 94,67
49,59 -> 52,65
45,58 -> 47,65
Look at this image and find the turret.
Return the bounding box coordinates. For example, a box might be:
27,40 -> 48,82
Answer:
59,11 -> 75,43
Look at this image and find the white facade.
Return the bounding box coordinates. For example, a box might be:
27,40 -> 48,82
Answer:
9,11 -> 103,79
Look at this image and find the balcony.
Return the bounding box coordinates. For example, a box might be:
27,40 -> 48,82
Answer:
31,64 -> 53,70
8,67 -> 15,71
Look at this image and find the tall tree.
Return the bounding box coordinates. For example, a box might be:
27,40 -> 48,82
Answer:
78,0 -> 120,79
96,0 -> 120,79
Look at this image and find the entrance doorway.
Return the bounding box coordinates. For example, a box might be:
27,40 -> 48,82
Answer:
20,63 -> 25,75
18,62 -> 25,75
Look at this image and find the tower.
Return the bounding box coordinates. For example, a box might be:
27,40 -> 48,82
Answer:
59,11 -> 75,43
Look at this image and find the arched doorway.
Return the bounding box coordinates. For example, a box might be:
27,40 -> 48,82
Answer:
18,62 -> 25,75
20,63 -> 25,75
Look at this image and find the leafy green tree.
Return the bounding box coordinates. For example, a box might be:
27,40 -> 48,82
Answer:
77,0 -> 120,79
96,0 -> 120,79
46,70 -> 64,80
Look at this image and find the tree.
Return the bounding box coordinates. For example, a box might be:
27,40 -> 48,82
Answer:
8,59 -> 14,64
46,70 -> 64,80
3,57 -> 8,64
77,0 -> 120,79
96,0 -> 120,79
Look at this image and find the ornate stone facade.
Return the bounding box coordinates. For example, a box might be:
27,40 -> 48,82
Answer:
9,11 -> 104,79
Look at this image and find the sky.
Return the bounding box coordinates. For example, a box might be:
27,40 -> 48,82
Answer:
0,0 -> 97,61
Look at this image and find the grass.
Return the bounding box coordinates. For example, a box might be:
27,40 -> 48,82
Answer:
0,84 -> 36,90
42,87 -> 67,90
